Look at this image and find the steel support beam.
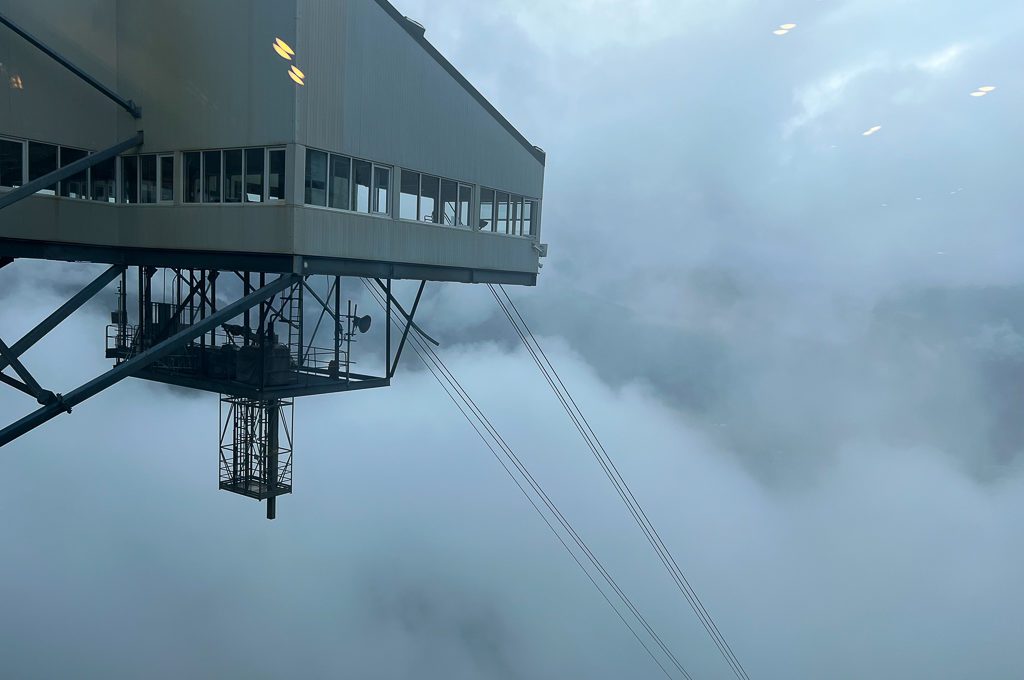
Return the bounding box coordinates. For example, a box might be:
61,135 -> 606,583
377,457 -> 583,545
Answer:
0,11 -> 141,118
372,278 -> 439,346
0,371 -> 35,398
0,274 -> 298,447
0,132 -> 144,211
390,281 -> 427,377
267,402 -> 279,521
0,337 -> 54,404
0,265 -> 124,372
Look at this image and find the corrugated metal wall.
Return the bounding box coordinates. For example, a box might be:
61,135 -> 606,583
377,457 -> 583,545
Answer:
0,0 -> 119,150
297,0 -> 544,199
114,0 -> 297,152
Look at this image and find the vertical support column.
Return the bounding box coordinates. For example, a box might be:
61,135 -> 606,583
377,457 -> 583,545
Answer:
117,268 -> 127,353
210,271 -> 218,349
266,400 -> 279,521
296,280 -> 304,368
333,276 -> 341,377
386,278 -> 392,377
137,266 -> 145,345
243,271 -> 252,342
199,269 -> 207,371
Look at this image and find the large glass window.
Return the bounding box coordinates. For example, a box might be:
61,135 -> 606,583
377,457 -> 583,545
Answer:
223,149 -> 242,203
0,139 -> 23,188
305,149 -> 327,206
496,191 -> 510,234
90,157 -> 116,202
373,166 -> 390,214
329,154 -> 351,210
159,155 -> 174,202
184,152 -> 201,203
440,179 -> 458,225
203,150 -> 221,203
353,159 -> 372,213
29,142 -> 57,195
524,199 -> 537,237
268,149 -> 285,201
510,195 -> 524,235
420,174 -> 439,223
458,184 -> 472,227
139,154 -> 157,203
400,170 -> 419,220
59,147 -> 88,199
244,148 -> 264,202
479,188 -> 494,231
121,155 -> 138,203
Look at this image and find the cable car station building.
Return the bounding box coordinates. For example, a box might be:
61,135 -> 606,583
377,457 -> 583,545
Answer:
0,0 -> 547,518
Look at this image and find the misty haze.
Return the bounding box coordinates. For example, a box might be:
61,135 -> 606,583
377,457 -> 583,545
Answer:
2,0 -> 1023,678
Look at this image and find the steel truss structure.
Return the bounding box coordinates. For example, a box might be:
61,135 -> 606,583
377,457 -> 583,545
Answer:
0,258 -> 429,519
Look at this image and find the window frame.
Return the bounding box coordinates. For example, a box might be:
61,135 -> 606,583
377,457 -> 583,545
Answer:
479,187 -> 540,238
0,136 -> 26,190
304,146 -> 392,218
58,145 -> 90,200
157,153 -> 175,204
457,183 -> 473,228
267,147 -> 286,202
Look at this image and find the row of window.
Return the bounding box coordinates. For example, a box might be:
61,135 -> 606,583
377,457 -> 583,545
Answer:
302,147 -> 540,236
480,189 -> 537,237
0,136 -> 176,204
1,137 -> 541,237
399,171 -> 473,226
304,149 -> 391,214
183,148 -> 285,204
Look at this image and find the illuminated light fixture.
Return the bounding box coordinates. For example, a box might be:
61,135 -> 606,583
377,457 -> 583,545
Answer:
970,91 -> 987,97
977,85 -> 996,92
862,125 -> 882,136
288,64 -> 305,85
773,29 -> 789,35
780,23 -> 797,29
273,43 -> 292,60
10,74 -> 23,89
273,38 -> 295,60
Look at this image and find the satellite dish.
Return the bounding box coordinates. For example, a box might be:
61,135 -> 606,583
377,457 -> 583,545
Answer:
354,314 -> 372,334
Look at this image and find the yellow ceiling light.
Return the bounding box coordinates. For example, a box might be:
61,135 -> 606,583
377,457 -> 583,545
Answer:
862,125 -> 882,136
274,38 -> 295,58
289,65 -> 305,80
288,65 -> 305,85
779,23 -> 797,29
273,43 -> 292,60
773,29 -> 789,35
977,85 -> 996,92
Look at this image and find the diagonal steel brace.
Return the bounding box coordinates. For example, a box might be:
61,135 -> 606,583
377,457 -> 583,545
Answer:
0,274 -> 298,447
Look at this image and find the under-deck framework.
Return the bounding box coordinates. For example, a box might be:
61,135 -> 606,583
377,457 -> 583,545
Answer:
0,256 -> 429,518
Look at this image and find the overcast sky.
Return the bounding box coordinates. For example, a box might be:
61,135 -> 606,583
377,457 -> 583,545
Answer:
3,0 -> 1024,678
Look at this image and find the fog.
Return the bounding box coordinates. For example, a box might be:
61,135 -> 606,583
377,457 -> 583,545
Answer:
3,0 -> 1024,677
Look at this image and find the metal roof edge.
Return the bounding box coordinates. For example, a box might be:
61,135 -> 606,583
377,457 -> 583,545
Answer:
371,0 -> 546,166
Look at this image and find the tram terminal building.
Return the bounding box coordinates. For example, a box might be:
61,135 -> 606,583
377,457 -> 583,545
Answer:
0,0 -> 547,285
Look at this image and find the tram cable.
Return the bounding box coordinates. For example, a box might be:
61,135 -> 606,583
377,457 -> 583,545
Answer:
487,284 -> 752,680
360,279 -> 693,680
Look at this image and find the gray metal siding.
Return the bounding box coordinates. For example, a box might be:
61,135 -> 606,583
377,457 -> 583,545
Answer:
114,0 -> 297,152
294,206 -> 539,272
0,199 -> 295,254
297,0 -> 544,199
0,0 -> 120,150
0,198 -> 537,276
